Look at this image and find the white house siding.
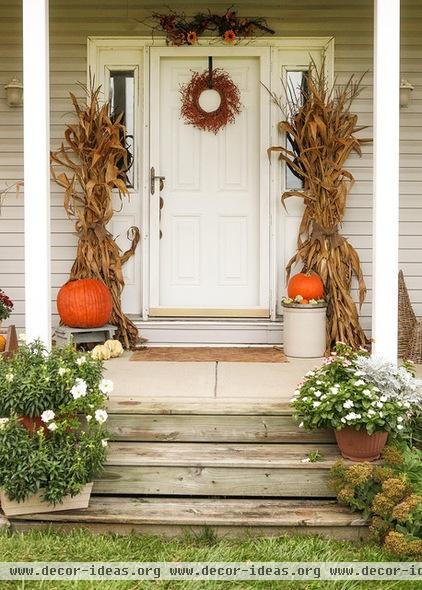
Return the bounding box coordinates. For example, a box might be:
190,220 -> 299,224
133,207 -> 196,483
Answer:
0,0 -> 421,334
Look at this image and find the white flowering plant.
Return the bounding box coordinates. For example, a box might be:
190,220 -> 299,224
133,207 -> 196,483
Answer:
0,341 -> 111,505
291,343 -> 420,436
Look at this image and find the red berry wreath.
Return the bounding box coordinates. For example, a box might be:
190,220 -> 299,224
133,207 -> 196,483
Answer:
180,68 -> 242,134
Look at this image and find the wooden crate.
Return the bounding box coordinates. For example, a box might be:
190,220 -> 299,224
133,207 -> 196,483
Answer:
0,483 -> 93,517
0,325 -> 18,359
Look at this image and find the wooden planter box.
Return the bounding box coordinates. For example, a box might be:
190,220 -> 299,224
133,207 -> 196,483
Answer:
0,483 -> 93,517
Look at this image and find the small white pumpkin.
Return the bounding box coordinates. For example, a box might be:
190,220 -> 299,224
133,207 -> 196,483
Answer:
91,344 -> 111,361
104,339 -> 124,358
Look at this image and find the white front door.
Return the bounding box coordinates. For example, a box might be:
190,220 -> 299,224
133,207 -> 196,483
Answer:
149,47 -> 270,317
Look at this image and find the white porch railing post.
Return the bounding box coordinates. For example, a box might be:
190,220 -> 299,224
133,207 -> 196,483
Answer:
372,0 -> 400,361
23,0 -> 51,347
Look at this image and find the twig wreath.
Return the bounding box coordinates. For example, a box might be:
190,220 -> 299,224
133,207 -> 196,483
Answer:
180,62 -> 242,133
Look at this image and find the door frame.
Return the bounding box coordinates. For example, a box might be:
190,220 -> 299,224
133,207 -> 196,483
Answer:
87,36 -> 334,322
149,45 -> 271,318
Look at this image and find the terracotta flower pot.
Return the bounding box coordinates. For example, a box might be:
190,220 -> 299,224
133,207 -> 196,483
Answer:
335,427 -> 388,462
19,416 -> 47,434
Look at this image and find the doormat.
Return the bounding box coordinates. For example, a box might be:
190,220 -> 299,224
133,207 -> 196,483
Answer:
130,347 -> 288,363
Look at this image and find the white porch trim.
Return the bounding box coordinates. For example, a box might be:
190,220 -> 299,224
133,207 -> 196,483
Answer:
372,0 -> 400,361
23,0 -> 51,347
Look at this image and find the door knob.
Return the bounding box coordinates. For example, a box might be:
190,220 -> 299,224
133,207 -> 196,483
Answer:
150,166 -> 165,195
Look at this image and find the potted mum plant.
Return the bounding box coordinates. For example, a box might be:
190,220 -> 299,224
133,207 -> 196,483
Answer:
0,288 -> 13,327
291,343 -> 421,461
0,342 -> 112,516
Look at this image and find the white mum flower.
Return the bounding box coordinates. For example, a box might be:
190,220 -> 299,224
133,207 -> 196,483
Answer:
313,401 -> 322,408
0,417 -> 9,430
305,371 -> 315,377
47,422 -> 57,432
316,380 -> 323,385
379,412 -> 384,418
330,386 -> 339,395
367,409 -> 376,417
99,379 -> 114,395
376,401 -> 384,409
299,422 -> 304,428
58,367 -> 67,377
403,401 -> 411,409
5,373 -> 14,383
354,371 -> 365,377
76,356 -> 87,366
314,390 -> 322,398
354,379 -> 366,387
363,389 -> 372,396
70,378 -> 88,400
380,395 -> 388,403
41,410 -> 55,423
397,424 -> 404,430
343,400 -> 354,409
101,439 -> 108,448
341,417 -> 346,423
86,415 -> 92,423
302,397 -> 308,402
95,409 -> 108,424
397,416 -> 404,423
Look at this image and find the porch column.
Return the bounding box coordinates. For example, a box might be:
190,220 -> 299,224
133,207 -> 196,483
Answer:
372,0 -> 400,361
23,0 -> 51,347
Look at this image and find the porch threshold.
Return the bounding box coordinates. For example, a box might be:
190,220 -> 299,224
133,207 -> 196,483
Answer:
132,316 -> 283,346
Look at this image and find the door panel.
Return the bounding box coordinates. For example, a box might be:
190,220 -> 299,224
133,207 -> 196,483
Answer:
149,49 -> 270,317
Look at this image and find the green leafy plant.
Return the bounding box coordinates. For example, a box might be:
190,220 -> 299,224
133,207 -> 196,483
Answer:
291,343 -> 419,436
0,342 -> 110,505
330,444 -> 422,557
0,341 -> 104,418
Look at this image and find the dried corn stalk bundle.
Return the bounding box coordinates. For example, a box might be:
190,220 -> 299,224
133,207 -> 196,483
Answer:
268,63 -> 371,349
51,85 -> 140,349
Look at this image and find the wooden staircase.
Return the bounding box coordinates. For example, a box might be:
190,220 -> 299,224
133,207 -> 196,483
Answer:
9,400 -> 367,539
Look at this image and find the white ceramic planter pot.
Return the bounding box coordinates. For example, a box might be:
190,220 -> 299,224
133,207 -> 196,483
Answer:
283,304 -> 327,358
0,483 -> 93,516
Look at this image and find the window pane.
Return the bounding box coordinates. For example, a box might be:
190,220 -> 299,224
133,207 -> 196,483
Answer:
285,70 -> 307,190
109,70 -> 135,188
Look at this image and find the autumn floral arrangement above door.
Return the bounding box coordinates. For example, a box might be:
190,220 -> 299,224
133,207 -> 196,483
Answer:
148,7 -> 274,46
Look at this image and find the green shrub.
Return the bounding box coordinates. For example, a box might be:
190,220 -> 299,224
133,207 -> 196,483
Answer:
0,342 -> 110,505
330,444 -> 422,557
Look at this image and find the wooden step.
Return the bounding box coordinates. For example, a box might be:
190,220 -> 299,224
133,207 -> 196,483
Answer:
107,414 -> 334,443
9,497 -> 367,540
95,442 -> 341,497
108,398 -> 293,415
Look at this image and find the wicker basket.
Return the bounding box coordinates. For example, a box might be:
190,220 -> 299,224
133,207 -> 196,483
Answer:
398,270 -> 422,362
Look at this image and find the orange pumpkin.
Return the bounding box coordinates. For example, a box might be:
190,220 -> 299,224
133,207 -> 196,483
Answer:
0,335 -> 6,352
57,279 -> 113,328
288,272 -> 324,300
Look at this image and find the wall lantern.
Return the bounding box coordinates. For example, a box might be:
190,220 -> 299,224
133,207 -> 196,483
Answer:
400,79 -> 414,109
4,77 -> 23,107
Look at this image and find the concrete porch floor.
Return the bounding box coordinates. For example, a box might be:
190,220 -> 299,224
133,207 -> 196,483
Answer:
103,352 -> 323,404
103,352 -> 422,408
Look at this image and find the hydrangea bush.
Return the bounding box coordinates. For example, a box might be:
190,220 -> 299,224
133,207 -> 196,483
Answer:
0,342 -> 111,505
330,445 -> 422,557
291,343 -> 421,435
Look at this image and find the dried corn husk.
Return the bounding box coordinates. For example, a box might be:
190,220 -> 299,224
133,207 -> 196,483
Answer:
51,84 -> 140,349
268,62 -> 371,350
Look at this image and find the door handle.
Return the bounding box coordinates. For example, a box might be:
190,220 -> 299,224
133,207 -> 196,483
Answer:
150,166 -> 165,195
